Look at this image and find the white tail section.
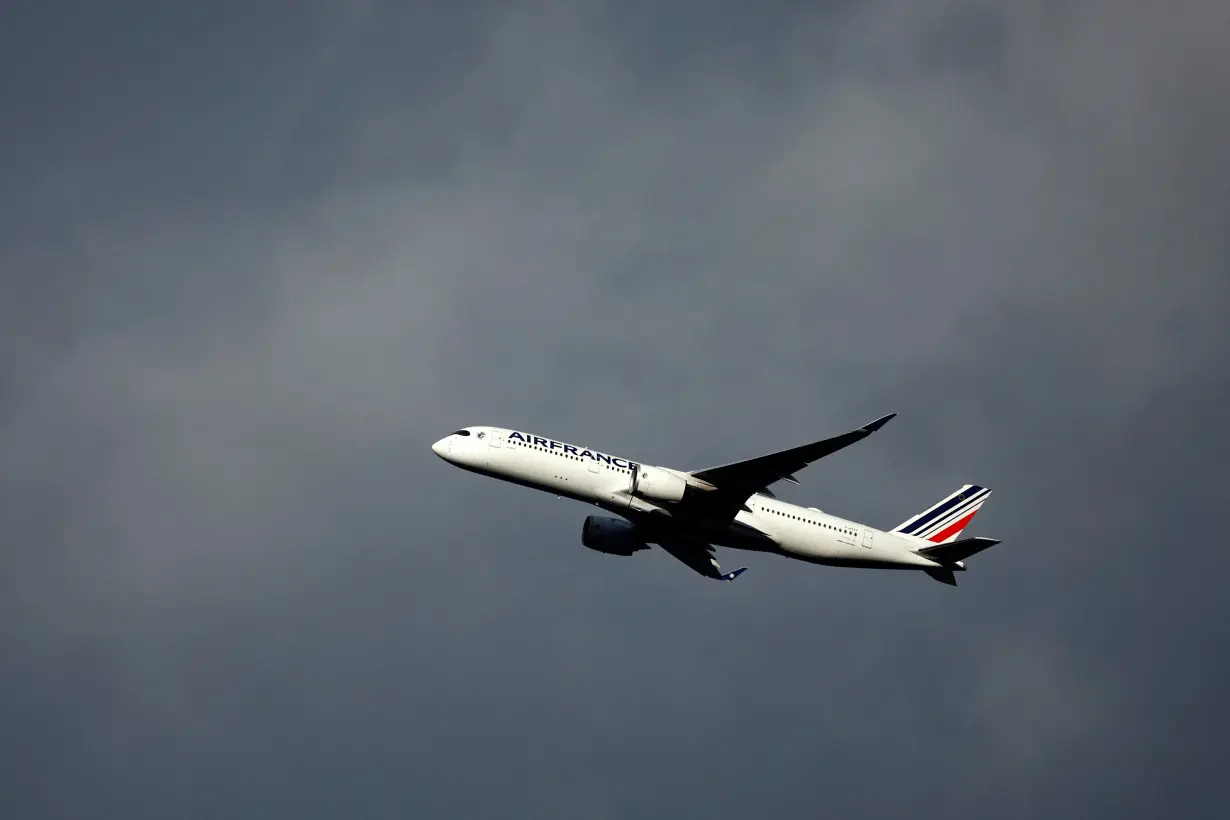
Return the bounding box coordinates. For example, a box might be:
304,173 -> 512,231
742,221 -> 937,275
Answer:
892,484 -> 991,544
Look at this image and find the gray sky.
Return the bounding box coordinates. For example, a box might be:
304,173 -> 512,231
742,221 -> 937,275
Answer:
2,1 -> 1228,817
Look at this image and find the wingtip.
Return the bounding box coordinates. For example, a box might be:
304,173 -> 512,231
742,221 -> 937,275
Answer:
722,567 -> 748,581
863,412 -> 897,433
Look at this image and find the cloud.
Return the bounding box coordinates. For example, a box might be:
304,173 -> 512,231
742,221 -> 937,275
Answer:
1,0 -> 1228,817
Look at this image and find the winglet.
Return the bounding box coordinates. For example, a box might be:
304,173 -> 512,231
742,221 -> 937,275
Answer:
862,412 -> 897,433
721,567 -> 747,581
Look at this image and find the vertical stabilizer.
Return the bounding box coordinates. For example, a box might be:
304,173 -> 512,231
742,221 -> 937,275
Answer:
892,484 -> 991,544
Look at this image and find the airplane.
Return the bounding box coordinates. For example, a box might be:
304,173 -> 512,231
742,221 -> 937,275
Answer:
431,414 -> 999,585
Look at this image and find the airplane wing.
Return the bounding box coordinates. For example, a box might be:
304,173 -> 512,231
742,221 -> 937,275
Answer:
655,535 -> 746,582
684,413 -> 896,520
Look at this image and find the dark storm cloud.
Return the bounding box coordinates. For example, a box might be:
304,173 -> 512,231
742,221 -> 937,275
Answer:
2,1 -> 1228,817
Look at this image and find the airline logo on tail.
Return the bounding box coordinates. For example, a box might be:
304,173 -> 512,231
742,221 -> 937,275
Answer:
892,484 -> 991,544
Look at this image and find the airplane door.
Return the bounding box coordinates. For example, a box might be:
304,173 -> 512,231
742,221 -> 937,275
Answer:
588,454 -> 600,474
480,430 -> 502,468
861,527 -> 874,549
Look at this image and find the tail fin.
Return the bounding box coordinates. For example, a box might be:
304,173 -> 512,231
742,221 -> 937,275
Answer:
892,484 -> 991,544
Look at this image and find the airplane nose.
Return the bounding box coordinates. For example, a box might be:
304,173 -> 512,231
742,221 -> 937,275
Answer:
432,438 -> 448,459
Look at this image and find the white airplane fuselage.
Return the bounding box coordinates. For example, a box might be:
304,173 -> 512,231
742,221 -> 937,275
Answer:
432,426 -> 942,571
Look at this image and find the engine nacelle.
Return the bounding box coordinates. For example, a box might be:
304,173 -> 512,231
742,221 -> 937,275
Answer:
581,515 -> 650,556
633,465 -> 688,503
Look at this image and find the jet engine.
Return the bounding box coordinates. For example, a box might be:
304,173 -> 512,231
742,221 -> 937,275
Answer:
632,465 -> 688,503
581,516 -> 650,556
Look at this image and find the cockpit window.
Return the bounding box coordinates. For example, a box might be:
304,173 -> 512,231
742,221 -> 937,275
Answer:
452,430 -> 471,436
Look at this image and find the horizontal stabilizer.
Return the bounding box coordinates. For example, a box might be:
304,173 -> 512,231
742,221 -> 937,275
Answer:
923,567 -> 958,586
918,536 -> 1001,564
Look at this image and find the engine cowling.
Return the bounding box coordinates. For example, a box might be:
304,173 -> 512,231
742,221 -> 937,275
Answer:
633,465 -> 688,503
581,515 -> 649,556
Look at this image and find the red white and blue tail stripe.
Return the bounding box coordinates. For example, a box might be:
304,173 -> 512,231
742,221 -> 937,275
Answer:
892,484 -> 991,544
